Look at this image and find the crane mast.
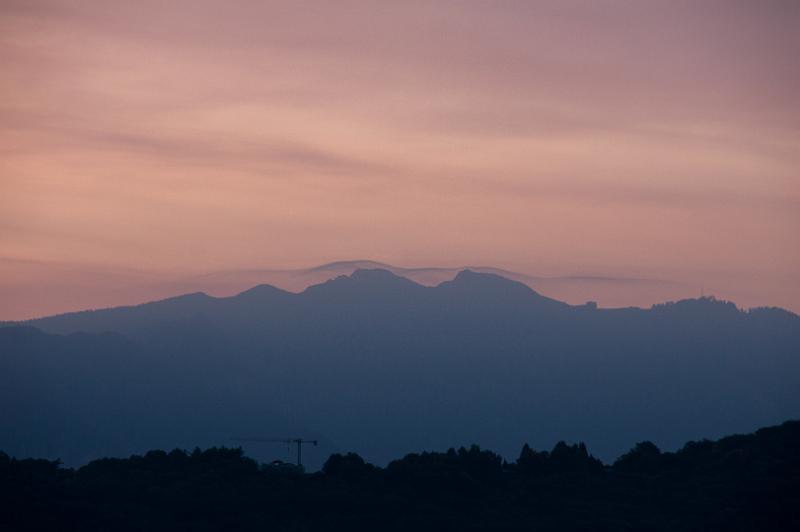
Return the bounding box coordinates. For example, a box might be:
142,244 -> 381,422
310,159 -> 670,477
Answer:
231,437 -> 318,468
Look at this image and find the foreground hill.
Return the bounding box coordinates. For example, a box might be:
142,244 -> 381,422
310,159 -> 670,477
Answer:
1,421 -> 798,531
2,269 -> 799,468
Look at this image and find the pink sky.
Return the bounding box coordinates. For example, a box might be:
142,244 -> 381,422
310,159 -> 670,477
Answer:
1,0 -> 799,319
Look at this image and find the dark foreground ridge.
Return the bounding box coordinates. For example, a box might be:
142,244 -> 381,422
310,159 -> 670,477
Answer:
2,421 -> 799,531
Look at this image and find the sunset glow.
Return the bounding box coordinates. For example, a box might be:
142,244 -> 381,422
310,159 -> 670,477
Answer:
2,0 -> 798,318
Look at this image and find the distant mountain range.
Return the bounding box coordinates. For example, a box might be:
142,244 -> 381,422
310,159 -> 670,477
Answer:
0,258 -> 695,320
2,269 -> 798,470
189,259 -> 688,307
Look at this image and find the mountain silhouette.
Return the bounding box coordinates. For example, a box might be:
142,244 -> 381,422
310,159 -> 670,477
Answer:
1,269 -> 799,469
1,257 -> 700,321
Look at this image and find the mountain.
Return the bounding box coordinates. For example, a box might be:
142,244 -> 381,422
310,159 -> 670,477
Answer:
0,257 -> 694,321
2,269 -> 799,469
186,260 -> 686,309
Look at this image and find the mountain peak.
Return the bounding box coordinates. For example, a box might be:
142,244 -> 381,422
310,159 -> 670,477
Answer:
440,269 -> 568,309
301,268 -> 426,300
453,268 -> 498,281
233,283 -> 290,300
337,268 -> 425,289
448,269 -> 533,291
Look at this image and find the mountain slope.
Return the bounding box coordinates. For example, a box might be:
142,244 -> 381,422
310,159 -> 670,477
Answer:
2,269 -> 799,468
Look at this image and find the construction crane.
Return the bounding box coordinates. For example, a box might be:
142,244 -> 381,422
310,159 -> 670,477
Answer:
231,437 -> 318,468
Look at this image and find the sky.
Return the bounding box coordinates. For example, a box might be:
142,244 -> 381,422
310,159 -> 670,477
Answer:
1,0 -> 799,318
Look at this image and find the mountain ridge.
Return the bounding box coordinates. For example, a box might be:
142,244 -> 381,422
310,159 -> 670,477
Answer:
5,268 -> 792,330
6,256 -> 791,321
2,267 -> 798,469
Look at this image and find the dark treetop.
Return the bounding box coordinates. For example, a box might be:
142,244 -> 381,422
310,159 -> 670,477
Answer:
2,420 -> 799,531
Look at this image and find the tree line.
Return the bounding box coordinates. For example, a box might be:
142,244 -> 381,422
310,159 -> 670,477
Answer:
1,421 -> 798,531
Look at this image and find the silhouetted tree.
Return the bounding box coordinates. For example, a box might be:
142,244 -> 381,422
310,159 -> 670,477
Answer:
548,441 -> 603,473
516,443 -> 549,475
323,452 -> 375,480
1,421 -> 799,531
613,441 -> 662,473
